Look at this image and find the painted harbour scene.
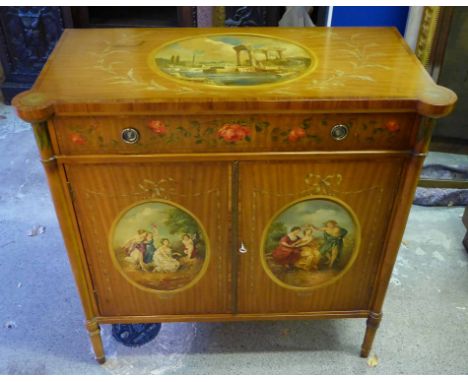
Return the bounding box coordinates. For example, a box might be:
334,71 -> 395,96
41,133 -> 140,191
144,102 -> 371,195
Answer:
153,34 -> 314,86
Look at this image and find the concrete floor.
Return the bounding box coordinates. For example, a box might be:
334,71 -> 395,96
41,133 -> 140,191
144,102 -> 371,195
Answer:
0,105 -> 467,374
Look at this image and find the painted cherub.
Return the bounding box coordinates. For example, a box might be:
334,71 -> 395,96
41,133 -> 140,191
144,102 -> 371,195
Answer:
181,233 -> 197,265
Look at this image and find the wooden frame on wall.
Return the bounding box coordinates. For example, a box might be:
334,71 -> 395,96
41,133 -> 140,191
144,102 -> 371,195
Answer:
412,6 -> 468,188
414,6 -> 454,81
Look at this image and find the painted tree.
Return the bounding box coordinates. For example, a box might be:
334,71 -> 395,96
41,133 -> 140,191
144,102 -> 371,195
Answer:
164,207 -> 200,236
265,221 -> 287,253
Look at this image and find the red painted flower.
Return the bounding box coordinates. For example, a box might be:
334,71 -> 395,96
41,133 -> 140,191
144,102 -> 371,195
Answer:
70,132 -> 86,145
148,120 -> 167,135
385,120 -> 400,133
217,123 -> 252,143
287,127 -> 306,142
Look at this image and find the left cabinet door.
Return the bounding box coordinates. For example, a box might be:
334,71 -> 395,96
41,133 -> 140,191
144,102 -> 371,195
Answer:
65,161 -> 232,317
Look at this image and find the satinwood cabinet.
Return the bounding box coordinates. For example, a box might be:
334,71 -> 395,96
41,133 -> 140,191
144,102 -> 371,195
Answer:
13,27 -> 456,364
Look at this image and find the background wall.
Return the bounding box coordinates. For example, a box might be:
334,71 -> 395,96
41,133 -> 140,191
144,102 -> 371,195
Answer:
331,6 -> 410,36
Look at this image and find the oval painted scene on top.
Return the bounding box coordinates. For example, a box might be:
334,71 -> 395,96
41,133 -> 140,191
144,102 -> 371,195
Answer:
110,201 -> 208,293
151,34 -> 314,86
262,197 -> 360,290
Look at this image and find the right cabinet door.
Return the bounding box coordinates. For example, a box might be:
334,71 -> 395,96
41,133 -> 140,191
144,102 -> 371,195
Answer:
237,156 -> 405,314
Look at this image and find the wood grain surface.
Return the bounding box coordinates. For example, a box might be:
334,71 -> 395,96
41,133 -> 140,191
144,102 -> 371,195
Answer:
11,26 -> 457,362
66,161 -> 232,316
12,27 -> 456,121
237,157 -> 405,313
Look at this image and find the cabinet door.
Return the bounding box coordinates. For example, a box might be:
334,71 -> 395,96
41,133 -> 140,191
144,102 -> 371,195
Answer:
65,161 -> 231,317
237,157 -> 405,313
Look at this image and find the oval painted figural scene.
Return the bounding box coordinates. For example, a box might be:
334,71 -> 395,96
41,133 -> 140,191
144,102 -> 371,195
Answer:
262,198 -> 360,290
111,201 -> 208,293
151,34 -> 314,86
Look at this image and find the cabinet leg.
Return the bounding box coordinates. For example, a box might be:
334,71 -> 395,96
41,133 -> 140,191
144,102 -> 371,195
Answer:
86,320 -> 106,364
360,311 -> 382,358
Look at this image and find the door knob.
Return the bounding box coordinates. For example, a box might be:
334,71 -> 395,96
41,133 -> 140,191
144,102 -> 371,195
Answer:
330,124 -> 349,141
239,242 -> 248,254
121,127 -> 140,144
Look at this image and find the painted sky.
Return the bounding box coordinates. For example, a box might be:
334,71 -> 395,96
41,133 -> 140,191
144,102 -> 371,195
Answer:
156,34 -> 311,64
112,202 -> 199,248
273,199 -> 356,238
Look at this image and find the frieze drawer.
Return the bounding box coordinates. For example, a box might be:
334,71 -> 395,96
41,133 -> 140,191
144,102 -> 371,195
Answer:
53,113 -> 418,155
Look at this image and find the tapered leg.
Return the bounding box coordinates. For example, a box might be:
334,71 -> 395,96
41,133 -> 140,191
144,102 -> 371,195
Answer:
360,311 -> 382,358
86,320 -> 106,364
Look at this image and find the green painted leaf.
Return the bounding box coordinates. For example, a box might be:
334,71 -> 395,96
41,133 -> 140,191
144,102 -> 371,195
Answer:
205,127 -> 214,135
255,121 -> 269,131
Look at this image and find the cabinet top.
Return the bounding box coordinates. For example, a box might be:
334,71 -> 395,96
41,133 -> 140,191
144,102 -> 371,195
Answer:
13,27 -> 456,122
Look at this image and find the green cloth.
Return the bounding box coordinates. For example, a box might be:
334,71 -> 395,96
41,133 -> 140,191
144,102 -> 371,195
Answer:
319,228 -> 348,260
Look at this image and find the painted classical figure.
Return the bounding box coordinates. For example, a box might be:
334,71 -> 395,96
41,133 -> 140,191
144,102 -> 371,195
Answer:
143,232 -> 156,264
293,227 -> 321,271
152,238 -> 180,273
122,229 -> 147,270
317,220 -> 348,268
272,226 -> 302,267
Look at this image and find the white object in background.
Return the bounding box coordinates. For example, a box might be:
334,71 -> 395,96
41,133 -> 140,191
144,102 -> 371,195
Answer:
279,6 -> 315,27
405,6 -> 424,51
326,6 -> 334,27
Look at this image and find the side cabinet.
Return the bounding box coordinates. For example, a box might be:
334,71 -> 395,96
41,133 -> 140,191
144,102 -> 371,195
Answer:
12,26 -> 457,363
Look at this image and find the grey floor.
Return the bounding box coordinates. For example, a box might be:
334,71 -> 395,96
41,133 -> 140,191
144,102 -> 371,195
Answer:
0,104 -> 467,374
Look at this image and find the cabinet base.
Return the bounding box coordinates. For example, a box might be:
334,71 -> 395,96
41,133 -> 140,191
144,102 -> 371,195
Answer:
86,310 -> 382,363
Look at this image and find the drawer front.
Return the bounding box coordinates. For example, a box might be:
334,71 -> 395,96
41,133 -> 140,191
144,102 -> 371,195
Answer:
53,113 -> 417,155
